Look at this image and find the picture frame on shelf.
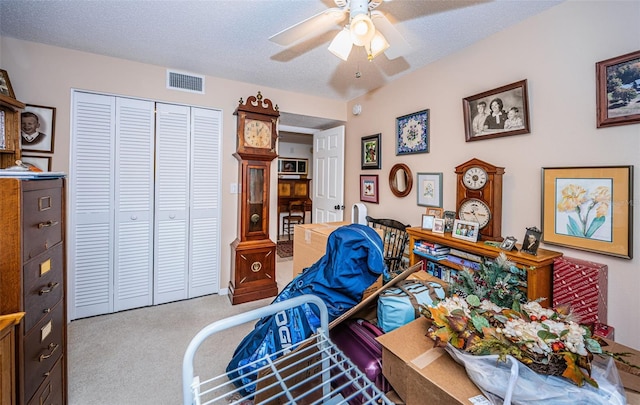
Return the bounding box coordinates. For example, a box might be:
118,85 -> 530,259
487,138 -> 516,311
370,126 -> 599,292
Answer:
396,109 -> 429,155
20,155 -> 51,171
452,219 -> 480,242
499,236 -> 518,252
21,104 -> 56,153
421,214 -> 435,230
443,210 -> 456,232
361,133 -> 381,170
278,157 -> 308,177
360,174 -> 379,203
416,172 -> 443,207
432,218 -> 445,233
463,79 -> 530,142
541,166 -> 633,259
521,227 -> 542,256
425,207 -> 443,218
0,69 -> 16,99
596,50 -> 640,128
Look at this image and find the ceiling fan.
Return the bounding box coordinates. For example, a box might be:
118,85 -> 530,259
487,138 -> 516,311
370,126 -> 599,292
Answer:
269,0 -> 411,61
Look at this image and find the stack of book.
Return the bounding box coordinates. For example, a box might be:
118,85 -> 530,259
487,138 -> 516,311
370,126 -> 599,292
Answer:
414,241 -> 450,260
446,248 -> 483,270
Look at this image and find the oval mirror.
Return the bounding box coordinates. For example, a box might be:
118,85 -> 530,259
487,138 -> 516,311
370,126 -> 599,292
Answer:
389,163 -> 413,198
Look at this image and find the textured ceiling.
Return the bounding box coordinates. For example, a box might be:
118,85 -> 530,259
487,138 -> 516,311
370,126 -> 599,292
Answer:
0,0 -> 563,104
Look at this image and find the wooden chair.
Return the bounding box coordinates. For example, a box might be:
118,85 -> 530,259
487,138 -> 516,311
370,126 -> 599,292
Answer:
366,215 -> 411,275
282,200 -> 306,240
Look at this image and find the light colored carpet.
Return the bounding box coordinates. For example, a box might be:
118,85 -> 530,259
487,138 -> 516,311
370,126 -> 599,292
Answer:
68,257 -> 294,405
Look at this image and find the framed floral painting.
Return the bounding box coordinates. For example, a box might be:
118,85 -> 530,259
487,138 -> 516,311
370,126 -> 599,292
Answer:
416,172 -> 442,207
396,109 -> 429,155
541,166 -> 633,259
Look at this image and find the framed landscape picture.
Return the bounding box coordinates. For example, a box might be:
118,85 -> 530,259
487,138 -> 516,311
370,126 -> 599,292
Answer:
596,50 -> 640,128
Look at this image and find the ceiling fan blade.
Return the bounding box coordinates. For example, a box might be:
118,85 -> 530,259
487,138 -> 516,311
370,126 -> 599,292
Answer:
371,10 -> 412,59
269,8 -> 347,47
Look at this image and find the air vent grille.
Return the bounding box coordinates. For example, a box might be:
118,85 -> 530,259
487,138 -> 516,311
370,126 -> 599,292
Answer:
167,70 -> 205,94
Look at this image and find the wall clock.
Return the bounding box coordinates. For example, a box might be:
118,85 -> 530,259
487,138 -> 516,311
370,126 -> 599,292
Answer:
229,92 -> 279,305
455,158 -> 504,241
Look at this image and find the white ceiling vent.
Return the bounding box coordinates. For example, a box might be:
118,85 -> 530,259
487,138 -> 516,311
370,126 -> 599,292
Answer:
166,70 -> 205,94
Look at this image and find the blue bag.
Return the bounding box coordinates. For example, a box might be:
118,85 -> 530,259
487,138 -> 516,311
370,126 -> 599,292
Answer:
377,279 -> 445,333
226,224 -> 385,396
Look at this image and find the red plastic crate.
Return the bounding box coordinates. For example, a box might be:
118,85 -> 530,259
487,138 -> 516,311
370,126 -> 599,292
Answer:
553,256 -> 608,324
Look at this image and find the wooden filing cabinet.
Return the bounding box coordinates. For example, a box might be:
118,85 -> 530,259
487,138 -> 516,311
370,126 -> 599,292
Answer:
0,178 -> 67,405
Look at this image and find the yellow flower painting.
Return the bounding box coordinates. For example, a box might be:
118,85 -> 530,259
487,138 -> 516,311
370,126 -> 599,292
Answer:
556,179 -> 612,240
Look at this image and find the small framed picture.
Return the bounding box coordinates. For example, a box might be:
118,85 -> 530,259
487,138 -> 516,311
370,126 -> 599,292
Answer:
463,80 -> 530,142
521,227 -> 542,256
421,214 -> 435,230
416,172 -> 443,207
425,207 -> 443,219
360,174 -> 379,203
396,109 -> 429,155
499,236 -> 518,252
596,50 -> 640,128
452,219 -> 480,243
0,69 -> 16,99
443,211 -> 456,232
21,104 -> 56,153
20,155 -> 52,171
432,218 -> 445,233
361,133 -> 381,170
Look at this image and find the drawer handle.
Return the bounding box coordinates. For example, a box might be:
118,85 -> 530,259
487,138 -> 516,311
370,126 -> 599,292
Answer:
39,282 -> 60,295
39,343 -> 59,362
38,220 -> 59,229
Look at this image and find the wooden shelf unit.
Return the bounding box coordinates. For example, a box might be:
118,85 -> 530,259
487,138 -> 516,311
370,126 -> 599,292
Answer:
406,227 -> 563,305
0,94 -> 26,169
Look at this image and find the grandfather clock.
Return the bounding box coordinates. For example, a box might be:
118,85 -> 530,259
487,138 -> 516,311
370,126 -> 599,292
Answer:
229,92 -> 280,304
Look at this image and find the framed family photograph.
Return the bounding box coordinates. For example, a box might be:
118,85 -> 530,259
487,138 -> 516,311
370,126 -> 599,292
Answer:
21,104 -> 56,153
521,227 -> 542,256
20,155 -> 52,171
432,218 -> 445,233
360,174 -> 379,203
361,133 -> 381,169
500,236 -> 518,252
416,172 -> 443,207
396,109 -> 429,155
596,50 -> 640,128
0,69 -> 16,99
541,166 -> 633,259
444,210 -> 456,232
463,79 -> 530,142
452,219 -> 479,242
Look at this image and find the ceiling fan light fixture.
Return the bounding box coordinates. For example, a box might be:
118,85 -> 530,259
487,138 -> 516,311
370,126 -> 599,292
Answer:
328,27 -> 353,61
349,13 -> 375,46
367,31 -> 390,60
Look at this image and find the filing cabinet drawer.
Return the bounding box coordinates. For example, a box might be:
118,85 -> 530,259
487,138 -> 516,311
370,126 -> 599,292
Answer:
23,243 -> 64,331
27,356 -> 63,405
23,302 -> 64,402
22,183 -> 63,261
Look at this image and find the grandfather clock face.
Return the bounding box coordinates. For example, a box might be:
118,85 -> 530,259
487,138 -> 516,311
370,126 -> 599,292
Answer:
455,158 -> 504,241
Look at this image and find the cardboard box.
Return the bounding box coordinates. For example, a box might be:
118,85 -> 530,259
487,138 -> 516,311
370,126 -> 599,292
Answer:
553,256 -> 608,324
377,317 -> 486,404
292,221 -> 384,277
601,338 -> 640,393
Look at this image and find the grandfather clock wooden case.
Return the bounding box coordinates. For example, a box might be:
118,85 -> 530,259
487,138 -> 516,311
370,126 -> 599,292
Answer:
0,94 -> 68,404
229,93 -> 280,304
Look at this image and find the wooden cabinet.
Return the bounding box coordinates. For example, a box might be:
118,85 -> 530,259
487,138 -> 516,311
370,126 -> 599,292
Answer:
0,178 -> 67,405
0,94 -> 26,169
0,313 -> 24,405
406,227 -> 563,306
277,178 -> 312,238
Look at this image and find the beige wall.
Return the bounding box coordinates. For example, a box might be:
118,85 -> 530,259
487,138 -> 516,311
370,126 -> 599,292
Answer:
0,36 -> 346,300
346,0 -> 640,348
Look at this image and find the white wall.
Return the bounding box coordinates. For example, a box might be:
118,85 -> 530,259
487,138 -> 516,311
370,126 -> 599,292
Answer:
345,0 -> 640,348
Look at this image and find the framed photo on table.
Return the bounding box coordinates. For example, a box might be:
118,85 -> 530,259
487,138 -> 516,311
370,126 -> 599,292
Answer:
463,80 -> 530,142
452,219 -> 479,242
425,207 -> 443,218
416,172 -> 443,207
432,218 -> 445,233
396,109 -> 429,155
596,50 -> 640,128
541,166 -> 633,259
421,214 -> 435,230
21,104 -> 56,153
521,227 -> 541,256
361,133 -> 381,169
360,174 -> 379,203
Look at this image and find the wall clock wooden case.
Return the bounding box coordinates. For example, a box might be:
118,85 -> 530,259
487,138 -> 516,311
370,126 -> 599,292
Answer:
455,158 -> 504,241
229,92 -> 280,304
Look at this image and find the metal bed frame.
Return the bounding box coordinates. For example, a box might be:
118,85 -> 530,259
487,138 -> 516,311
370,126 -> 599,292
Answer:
182,294 -> 392,405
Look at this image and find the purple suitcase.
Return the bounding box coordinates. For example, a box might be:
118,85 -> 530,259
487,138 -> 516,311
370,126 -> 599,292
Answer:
329,318 -> 391,398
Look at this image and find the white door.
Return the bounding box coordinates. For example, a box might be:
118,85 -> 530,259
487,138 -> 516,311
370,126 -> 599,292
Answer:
313,126 -> 345,223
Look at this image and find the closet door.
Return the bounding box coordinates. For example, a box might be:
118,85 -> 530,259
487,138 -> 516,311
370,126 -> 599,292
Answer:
189,107 -> 221,297
154,103 -> 190,304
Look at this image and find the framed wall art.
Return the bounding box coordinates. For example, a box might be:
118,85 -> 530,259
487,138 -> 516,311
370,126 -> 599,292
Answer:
416,172 -> 442,207
0,69 -> 16,99
452,219 -> 479,242
360,174 -> 379,203
21,104 -> 56,153
596,50 -> 640,128
463,79 -> 530,142
21,155 -> 51,171
542,166 -> 633,259
278,157 -> 308,177
361,133 -> 381,170
396,109 -> 429,155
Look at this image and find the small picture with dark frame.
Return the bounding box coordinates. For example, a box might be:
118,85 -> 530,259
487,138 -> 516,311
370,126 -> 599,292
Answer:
521,227 -> 542,255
